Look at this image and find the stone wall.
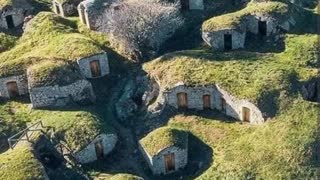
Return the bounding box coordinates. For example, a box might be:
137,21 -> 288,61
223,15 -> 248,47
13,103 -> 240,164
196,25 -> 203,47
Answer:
53,0 -> 80,17
139,144 -> 188,175
0,75 -> 28,98
52,1 -> 64,16
29,79 -> 96,108
189,0 -> 204,10
77,52 -> 110,79
202,28 -> 246,50
163,82 -> 265,124
246,14 -> 278,36
74,133 -> 118,164
0,8 -> 25,29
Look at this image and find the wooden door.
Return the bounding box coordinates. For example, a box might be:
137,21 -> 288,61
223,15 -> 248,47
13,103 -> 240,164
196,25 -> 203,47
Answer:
242,107 -> 251,122
164,153 -> 175,173
90,60 -> 101,78
221,97 -> 226,113
258,21 -> 267,36
203,95 -> 211,109
224,34 -> 232,50
5,15 -> 14,29
95,140 -> 104,159
177,92 -> 188,109
6,82 -> 19,98
181,0 -> 189,10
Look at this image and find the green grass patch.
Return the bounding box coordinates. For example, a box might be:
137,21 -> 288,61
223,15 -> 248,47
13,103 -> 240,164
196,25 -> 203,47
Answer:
140,127 -> 188,156
0,33 -> 17,53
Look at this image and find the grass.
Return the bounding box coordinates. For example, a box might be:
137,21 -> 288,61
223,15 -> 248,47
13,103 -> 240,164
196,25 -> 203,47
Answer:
110,173 -> 144,180
27,60 -> 82,88
140,127 -> 188,156
0,33 -> 17,53
0,143 -> 47,180
0,12 -> 103,78
167,98 -> 320,179
202,1 -> 292,32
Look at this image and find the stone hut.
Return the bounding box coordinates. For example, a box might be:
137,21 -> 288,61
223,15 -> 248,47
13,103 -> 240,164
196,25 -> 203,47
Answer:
202,1 -> 295,50
27,61 -> 96,109
0,0 -> 33,30
139,127 -> 188,175
52,0 -> 82,17
77,52 -> 110,79
0,74 -> 28,99
161,82 -> 265,124
74,133 -> 118,164
78,0 -> 116,30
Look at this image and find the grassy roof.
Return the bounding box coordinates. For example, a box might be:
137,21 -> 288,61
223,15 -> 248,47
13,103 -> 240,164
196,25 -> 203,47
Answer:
140,127 -> 188,156
27,60 -> 82,88
110,173 -> 144,180
0,143 -> 47,180
143,34 -> 318,115
0,33 -> 17,53
202,1 -> 290,32
0,101 -> 114,152
0,12 -> 102,78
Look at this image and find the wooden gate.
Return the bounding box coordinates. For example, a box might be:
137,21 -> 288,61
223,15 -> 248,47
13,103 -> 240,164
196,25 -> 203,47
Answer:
5,15 -> 14,29
177,92 -> 188,109
258,21 -> 267,36
221,97 -> 226,113
95,140 -> 104,159
242,107 -> 251,122
224,34 -> 232,50
6,81 -> 19,98
90,60 -> 101,78
164,153 -> 175,173
203,95 -> 211,109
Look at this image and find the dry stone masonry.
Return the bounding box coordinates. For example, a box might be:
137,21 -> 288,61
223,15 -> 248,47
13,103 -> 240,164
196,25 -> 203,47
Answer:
74,133 -> 118,164
0,75 -> 28,99
29,79 -> 96,108
52,0 -> 82,17
160,82 -> 265,124
0,0 -> 33,30
77,52 -> 110,79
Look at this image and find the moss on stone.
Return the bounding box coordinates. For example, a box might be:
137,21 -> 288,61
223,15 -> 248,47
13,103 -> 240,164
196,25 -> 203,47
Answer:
0,12 -> 103,78
0,33 -> 17,53
140,127 -> 188,157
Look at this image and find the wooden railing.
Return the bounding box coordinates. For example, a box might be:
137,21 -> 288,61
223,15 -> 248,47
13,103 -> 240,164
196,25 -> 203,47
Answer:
7,121 -> 46,149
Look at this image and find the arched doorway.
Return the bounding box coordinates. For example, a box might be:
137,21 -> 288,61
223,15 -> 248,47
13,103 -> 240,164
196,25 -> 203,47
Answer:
203,95 -> 211,109
90,60 -> 101,78
177,92 -> 188,109
242,107 -> 251,122
95,140 -> 104,159
6,81 -> 19,98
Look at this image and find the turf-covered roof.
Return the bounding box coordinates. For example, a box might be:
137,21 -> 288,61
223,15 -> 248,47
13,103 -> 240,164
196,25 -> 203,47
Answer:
0,143 -> 47,180
27,60 -> 82,88
140,127 -> 188,156
0,33 -> 17,53
202,1 -> 291,32
0,12 -> 103,78
143,34 -> 318,116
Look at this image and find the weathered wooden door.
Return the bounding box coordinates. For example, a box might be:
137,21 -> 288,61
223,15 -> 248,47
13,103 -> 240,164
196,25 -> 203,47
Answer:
90,60 -> 101,78
221,97 -> 226,113
5,15 -> 14,29
242,107 -> 251,122
177,92 -> 188,109
258,21 -> 267,36
164,153 -> 175,173
6,82 -> 19,98
224,34 -> 232,50
203,95 -> 211,109
181,0 -> 189,10
95,140 -> 104,159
